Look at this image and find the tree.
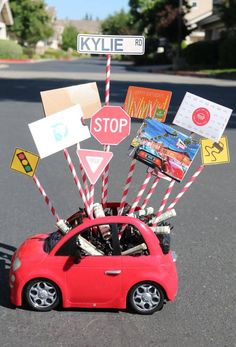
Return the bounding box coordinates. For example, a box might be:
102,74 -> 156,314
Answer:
101,10 -> 133,35
216,0 -> 236,35
9,0 -> 53,46
129,0 -> 190,47
61,25 -> 78,51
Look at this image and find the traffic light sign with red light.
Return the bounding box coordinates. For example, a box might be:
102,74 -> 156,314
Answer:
16,152 -> 33,173
10,148 -> 40,177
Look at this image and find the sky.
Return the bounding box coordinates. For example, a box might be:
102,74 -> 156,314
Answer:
45,0 -> 130,20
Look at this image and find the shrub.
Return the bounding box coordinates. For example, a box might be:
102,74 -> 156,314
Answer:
131,52 -> 171,66
183,40 -> 220,68
219,36 -> 236,68
0,39 -> 23,59
41,48 -> 66,59
22,47 -> 35,58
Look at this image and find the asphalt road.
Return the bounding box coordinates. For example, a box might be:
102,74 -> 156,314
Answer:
0,58 -> 235,347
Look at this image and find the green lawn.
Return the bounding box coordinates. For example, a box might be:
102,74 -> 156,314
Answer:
198,68 -> 236,75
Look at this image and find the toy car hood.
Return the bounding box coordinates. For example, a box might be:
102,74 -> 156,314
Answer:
15,233 -> 48,261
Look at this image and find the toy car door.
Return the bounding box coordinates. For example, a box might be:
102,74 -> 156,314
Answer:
56,223 -> 122,307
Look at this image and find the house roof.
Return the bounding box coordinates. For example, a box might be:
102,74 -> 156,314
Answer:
197,13 -> 221,27
56,19 -> 101,34
0,0 -> 13,25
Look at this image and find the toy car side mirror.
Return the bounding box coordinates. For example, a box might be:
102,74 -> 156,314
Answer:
73,247 -> 81,264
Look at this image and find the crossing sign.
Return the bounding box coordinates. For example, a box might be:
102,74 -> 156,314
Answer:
10,148 -> 40,177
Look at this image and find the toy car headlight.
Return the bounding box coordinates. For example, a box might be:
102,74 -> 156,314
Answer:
12,256 -> 21,271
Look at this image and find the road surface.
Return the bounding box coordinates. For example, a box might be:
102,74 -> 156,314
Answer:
0,58 -> 235,347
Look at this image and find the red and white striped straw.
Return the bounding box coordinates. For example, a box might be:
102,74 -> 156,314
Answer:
128,171 -> 152,216
80,163 -> 90,203
101,165 -> 109,205
166,165 -> 205,211
63,148 -> 91,217
119,158 -> 137,215
101,54 -> 112,205
141,176 -> 160,209
89,184 -> 94,219
33,174 -> 60,222
105,54 -> 111,106
76,144 -> 90,204
153,179 -> 175,225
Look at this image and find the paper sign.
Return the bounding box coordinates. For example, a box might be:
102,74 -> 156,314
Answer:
90,106 -> 131,145
123,86 -> 172,122
200,136 -> 230,165
77,34 -> 145,55
10,148 -> 39,177
173,92 -> 233,142
131,118 -> 200,182
29,104 -> 90,158
77,149 -> 113,185
40,82 -> 101,119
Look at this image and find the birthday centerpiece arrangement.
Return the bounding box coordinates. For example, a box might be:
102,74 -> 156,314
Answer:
9,35 -> 232,314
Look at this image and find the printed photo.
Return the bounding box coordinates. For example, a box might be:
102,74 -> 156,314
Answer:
131,118 -> 200,181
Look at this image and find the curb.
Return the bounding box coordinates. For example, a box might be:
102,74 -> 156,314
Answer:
0,59 -> 34,63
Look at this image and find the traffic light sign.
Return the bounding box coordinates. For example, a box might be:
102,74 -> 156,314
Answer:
10,148 -> 40,177
16,152 -> 33,173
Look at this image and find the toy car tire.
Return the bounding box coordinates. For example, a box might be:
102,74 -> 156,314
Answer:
24,279 -> 60,312
128,281 -> 164,315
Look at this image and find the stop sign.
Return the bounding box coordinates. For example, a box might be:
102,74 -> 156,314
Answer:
90,106 -> 131,145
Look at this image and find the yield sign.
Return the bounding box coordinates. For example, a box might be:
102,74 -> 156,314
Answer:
77,149 -> 113,185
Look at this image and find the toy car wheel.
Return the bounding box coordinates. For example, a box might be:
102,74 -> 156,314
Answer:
24,279 -> 60,311
128,282 -> 164,315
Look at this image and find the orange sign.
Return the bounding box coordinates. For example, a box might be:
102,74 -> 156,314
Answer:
123,86 -> 172,122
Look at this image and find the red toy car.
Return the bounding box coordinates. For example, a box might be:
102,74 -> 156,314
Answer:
9,204 -> 178,315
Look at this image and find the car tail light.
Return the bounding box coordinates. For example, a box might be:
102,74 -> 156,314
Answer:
153,158 -> 161,167
138,151 -> 146,159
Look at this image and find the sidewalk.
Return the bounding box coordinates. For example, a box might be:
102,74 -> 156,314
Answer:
129,64 -> 236,80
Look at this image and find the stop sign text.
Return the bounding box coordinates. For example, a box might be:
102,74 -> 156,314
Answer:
90,106 -> 131,145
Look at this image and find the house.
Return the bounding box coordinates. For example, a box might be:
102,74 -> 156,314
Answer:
185,0 -> 224,44
0,0 -> 13,39
55,19 -> 101,47
47,8 -> 101,50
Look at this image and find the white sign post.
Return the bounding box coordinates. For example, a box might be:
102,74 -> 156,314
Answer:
77,34 -> 145,55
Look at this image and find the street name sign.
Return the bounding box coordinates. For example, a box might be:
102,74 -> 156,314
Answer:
90,106 -> 131,145
77,34 -> 145,55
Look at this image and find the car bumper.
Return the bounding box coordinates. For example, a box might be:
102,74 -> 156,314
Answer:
9,269 -> 24,306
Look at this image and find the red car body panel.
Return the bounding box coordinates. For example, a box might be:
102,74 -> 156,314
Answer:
10,214 -> 178,310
